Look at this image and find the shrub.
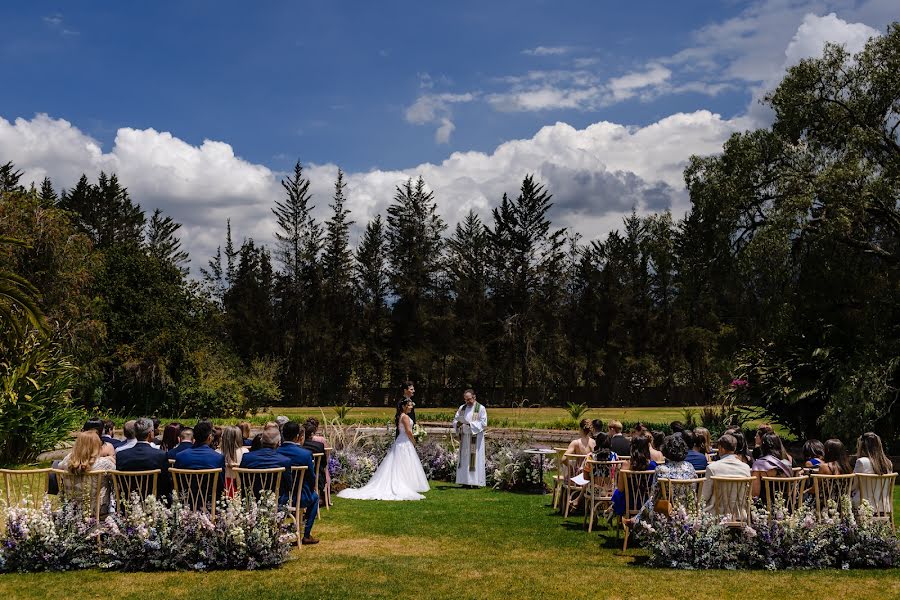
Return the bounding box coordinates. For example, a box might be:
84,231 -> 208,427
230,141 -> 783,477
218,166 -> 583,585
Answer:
0,332 -> 84,466
485,437 -> 551,492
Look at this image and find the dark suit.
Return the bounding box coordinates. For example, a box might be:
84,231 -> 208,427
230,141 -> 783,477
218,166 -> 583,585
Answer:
278,442 -> 319,537
101,435 -> 122,449
116,441 -> 172,497
166,441 -> 193,460
303,440 -> 327,492
239,448 -> 293,505
173,444 -> 226,497
610,434 -> 631,457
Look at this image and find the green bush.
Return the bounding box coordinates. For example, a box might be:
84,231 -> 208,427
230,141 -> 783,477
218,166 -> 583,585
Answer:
0,332 -> 84,466
175,349 -> 282,418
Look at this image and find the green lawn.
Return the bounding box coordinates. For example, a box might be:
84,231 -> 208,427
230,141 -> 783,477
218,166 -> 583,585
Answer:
2,484 -> 898,599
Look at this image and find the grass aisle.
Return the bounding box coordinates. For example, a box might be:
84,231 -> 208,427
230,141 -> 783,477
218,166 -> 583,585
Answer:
3,484 -> 899,599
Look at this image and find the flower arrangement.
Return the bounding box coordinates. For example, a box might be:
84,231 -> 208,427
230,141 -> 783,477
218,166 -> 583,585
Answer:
485,437 -> 550,491
412,423 -> 427,443
0,493 -> 293,574
637,496 -> 900,570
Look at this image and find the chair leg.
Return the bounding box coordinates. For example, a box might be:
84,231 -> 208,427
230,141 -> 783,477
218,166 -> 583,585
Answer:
587,500 -> 596,533
622,523 -> 630,551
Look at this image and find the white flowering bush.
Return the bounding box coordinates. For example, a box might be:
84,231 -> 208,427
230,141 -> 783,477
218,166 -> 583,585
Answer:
0,493 -> 293,573
637,496 -> 900,570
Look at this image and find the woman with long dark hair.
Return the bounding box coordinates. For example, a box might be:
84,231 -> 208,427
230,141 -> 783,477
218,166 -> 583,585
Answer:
819,439 -> 853,475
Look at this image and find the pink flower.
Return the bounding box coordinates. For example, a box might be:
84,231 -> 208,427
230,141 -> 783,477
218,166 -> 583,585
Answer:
730,378 -> 749,388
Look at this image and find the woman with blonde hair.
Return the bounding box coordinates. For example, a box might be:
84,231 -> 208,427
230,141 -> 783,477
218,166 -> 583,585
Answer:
218,425 -> 249,497
855,432 -> 893,475
58,431 -> 116,513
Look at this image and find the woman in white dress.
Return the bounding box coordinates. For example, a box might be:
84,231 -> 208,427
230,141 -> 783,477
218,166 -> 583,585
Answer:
338,398 -> 430,501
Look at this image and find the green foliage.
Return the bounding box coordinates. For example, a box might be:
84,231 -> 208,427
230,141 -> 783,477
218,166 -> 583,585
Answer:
176,349 -> 281,418
564,402 -> 588,422
0,332 -> 84,465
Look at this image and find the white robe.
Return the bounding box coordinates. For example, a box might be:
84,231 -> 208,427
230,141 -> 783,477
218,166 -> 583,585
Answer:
452,403 -> 487,486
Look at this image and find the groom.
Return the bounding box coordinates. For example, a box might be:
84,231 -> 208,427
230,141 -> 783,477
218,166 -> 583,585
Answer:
452,389 -> 487,487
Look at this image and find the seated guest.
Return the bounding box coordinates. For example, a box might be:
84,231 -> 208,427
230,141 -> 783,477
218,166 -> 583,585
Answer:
629,434 -> 697,524
589,419 -> 605,446
693,427 -> 712,456
720,428 -> 752,465
115,420 -> 137,453
151,416 -> 162,446
218,425 -> 249,497
83,418 -> 116,457
166,427 -> 194,459
59,431 -> 116,514
669,421 -> 685,436
173,421 -> 226,497
649,431 -> 665,463
818,438 -> 853,475
159,422 -> 182,453
210,425 -> 223,451
277,421 -> 319,545
308,417 -> 331,498
752,424 -> 775,460
565,418 -> 596,462
249,433 -> 264,451
802,439 -> 825,470
303,420 -> 327,494
854,432 -> 894,507
684,430 -> 709,472
115,417 -> 172,498
591,431 -> 617,462
612,435 -> 656,517
275,415 -> 290,440
238,421 -> 253,446
702,434 -> 752,510
101,419 -> 122,449
239,428 -> 293,505
608,420 -> 631,457
751,433 -> 792,497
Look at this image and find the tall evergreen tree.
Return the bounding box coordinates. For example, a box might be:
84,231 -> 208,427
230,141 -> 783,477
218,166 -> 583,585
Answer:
354,215 -> 390,389
59,172 -> 144,248
146,209 -> 190,274
38,177 -> 57,206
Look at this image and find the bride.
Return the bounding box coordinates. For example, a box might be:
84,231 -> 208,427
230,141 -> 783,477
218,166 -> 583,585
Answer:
337,398 -> 430,501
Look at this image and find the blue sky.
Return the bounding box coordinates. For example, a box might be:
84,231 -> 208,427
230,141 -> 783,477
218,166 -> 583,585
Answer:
4,1 -> 749,170
0,1 -> 895,269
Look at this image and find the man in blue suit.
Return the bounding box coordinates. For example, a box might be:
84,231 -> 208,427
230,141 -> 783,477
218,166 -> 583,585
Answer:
116,417 -> 172,497
239,428 -> 293,506
278,421 -> 319,545
166,427 -> 194,460
173,421 -> 226,497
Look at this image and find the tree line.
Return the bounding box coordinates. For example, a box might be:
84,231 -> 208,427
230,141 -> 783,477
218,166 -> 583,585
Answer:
0,24 -> 897,449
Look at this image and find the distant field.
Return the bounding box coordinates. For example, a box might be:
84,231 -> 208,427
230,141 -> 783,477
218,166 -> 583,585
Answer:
117,406 -> 777,433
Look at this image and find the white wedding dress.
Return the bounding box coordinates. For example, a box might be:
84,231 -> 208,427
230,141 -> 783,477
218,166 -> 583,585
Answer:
337,416 -> 430,501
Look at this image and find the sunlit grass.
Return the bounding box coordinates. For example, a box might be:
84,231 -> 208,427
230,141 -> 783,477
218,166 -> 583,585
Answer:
2,484 -> 897,598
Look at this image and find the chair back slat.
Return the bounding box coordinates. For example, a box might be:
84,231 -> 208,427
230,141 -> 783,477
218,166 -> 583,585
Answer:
1,468 -> 50,508
810,473 -> 855,517
170,468 -> 220,518
233,467 -> 283,503
856,473 -> 897,529
621,470 -> 655,518
659,477 -> 705,513
286,465 -> 309,545
110,470 -> 160,511
761,475 -> 806,518
312,453 -> 324,492
51,468 -> 109,521
586,459 -> 622,499
710,476 -> 753,526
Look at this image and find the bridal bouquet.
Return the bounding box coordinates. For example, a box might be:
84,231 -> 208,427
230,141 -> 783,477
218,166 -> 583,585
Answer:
412,423 -> 427,442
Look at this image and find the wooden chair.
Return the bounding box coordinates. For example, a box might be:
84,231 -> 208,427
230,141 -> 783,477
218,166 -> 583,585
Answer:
233,467 -> 284,504
52,468 -> 109,522
170,468 -> 220,519
561,453 -> 589,519
286,465 -> 309,546
109,470 -> 160,512
550,447 -> 568,510
709,476 -> 753,527
761,475 -> 806,519
855,472 -> 897,531
621,469 -> 655,550
695,470 -> 706,478
312,453 -> 324,519
323,447 -> 333,510
582,459 -> 622,532
658,477 -> 705,514
168,459 -> 176,466
810,473 -> 855,518
0,468 -> 50,509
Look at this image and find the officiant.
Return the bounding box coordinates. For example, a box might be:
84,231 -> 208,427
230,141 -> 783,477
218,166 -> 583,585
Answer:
452,389 -> 487,487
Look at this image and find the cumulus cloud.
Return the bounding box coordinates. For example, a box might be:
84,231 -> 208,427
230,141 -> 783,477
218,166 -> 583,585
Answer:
0,110 -> 748,274
404,92 -> 476,143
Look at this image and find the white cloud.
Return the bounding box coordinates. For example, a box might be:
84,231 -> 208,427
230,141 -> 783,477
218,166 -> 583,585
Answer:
607,64 -> 672,102
404,92 -> 476,143
522,46 -> 570,56
1,110 -> 749,274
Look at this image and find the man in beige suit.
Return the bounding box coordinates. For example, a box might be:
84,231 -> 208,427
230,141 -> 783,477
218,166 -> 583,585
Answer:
702,434 -> 752,510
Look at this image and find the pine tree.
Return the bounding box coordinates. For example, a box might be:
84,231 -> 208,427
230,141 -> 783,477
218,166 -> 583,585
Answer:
39,177 -> 57,206
146,209 -> 190,274
354,215 -> 390,389
59,172 -> 144,248
0,162 -> 24,194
